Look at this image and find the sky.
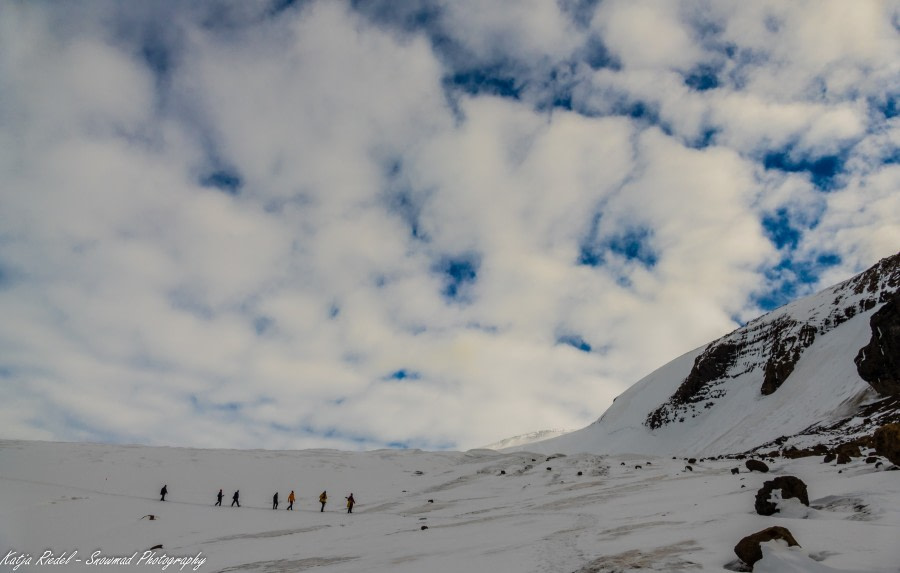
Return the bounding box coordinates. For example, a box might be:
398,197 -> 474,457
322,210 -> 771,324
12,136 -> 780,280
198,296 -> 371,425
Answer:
0,0 -> 898,452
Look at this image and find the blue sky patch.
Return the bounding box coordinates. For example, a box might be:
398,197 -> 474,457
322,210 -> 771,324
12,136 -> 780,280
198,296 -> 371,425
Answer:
556,333 -> 592,353
200,169 -> 243,195
870,93 -> 899,120
686,126 -> 719,150
605,227 -> 658,268
434,253 -> 480,302
580,227 -> 658,270
752,253 -> 842,311
763,149 -> 846,191
762,208 -> 802,250
385,369 -> 422,382
583,35 -> 622,71
684,64 -> 721,91
577,211 -> 605,267
445,68 -> 522,100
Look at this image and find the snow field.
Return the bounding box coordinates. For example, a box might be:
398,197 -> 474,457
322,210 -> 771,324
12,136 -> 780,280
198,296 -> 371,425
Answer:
1,441 -> 898,572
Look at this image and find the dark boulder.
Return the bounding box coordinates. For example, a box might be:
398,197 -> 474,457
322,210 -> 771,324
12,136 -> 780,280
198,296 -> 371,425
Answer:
755,476 -> 809,516
745,459 -> 769,473
823,453 -> 836,463
734,526 -> 800,568
874,423 -> 900,465
854,292 -> 900,396
835,443 -> 861,459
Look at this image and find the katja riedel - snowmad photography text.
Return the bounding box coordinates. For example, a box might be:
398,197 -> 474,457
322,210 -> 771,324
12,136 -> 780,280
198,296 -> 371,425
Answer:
1,549 -> 206,571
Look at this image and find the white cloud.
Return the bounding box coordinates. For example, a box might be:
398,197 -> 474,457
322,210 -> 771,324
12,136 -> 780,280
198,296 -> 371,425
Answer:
593,0 -> 702,71
1,0 -> 898,451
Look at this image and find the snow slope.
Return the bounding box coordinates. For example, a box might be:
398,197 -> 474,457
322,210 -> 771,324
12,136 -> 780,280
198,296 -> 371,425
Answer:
1,440 -> 898,572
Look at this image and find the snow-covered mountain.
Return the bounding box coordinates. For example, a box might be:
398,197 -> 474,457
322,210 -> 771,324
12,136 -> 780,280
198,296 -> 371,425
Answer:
520,252 -> 900,458
479,429 -> 573,451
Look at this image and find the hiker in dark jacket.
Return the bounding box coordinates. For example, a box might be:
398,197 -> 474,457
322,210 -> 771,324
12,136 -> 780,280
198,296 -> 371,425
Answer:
319,491 -> 327,512
160,485 -> 167,501
273,492 -> 279,510
231,490 -> 240,507
215,489 -> 223,506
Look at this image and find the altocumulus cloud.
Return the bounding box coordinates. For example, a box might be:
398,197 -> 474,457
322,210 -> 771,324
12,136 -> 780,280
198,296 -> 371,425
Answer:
0,0 -> 898,450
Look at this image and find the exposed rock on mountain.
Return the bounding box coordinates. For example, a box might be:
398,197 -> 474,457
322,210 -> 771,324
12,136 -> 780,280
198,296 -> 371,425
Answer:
855,292 -> 900,397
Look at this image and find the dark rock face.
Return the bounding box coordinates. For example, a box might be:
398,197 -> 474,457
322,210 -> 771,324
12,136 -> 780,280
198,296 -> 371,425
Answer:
874,423 -> 900,465
755,476 -> 809,516
646,343 -> 739,429
761,323 -> 817,395
855,293 -> 900,397
734,526 -> 800,567
745,459 -> 769,473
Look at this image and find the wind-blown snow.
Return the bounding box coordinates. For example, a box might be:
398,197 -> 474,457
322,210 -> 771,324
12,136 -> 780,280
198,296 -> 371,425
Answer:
1,440 -> 898,572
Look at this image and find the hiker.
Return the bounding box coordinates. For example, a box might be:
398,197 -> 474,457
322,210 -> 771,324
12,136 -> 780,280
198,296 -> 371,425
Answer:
319,491 -> 327,512
232,490 -> 240,507
160,485 -> 167,501
346,493 -> 355,514
273,492 -> 279,510
215,489 -> 223,506
287,490 -> 295,510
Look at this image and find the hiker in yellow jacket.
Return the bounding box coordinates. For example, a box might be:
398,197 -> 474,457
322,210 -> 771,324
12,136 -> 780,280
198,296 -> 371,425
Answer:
287,490 -> 295,510
346,493 -> 355,514
319,491 -> 327,512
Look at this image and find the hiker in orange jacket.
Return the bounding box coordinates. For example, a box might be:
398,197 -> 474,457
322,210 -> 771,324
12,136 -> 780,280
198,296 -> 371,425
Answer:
287,490 -> 295,510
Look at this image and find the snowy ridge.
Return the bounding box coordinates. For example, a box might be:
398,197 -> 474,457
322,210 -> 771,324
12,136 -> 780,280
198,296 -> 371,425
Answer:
479,429 -> 573,451
519,252 -> 900,457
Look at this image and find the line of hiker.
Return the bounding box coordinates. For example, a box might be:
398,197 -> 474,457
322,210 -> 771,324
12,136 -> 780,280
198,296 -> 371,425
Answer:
161,486 -> 355,512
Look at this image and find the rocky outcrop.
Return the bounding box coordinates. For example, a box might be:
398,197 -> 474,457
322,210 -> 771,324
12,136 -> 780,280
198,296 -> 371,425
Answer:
855,293 -> 900,397
873,423 -> 900,465
745,459 -> 769,473
755,476 -> 809,516
646,343 -> 739,429
761,323 -> 817,395
734,526 -> 800,568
